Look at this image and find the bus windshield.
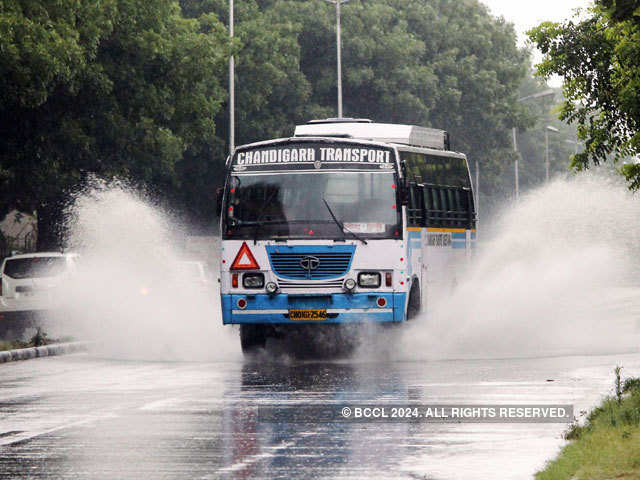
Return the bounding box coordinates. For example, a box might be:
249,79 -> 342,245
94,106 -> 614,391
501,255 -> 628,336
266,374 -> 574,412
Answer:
224,171 -> 401,240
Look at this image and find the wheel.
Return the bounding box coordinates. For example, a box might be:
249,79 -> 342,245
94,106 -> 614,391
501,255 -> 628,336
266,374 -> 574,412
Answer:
240,324 -> 267,354
407,282 -> 421,320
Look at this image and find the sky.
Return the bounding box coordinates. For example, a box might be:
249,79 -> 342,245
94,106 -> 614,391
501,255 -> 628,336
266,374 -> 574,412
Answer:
480,0 -> 593,86
481,0 -> 593,46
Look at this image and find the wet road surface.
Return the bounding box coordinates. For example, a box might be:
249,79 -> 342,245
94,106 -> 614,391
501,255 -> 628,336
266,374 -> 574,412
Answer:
0,350 -> 639,479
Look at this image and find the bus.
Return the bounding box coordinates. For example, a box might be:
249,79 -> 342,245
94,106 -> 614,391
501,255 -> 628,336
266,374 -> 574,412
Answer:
218,118 -> 476,353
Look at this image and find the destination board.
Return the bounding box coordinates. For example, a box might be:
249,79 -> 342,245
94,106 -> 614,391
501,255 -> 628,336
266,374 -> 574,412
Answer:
231,142 -> 396,171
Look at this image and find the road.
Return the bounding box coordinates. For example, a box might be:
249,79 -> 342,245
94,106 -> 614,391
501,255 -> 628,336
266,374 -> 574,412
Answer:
0,347 -> 639,480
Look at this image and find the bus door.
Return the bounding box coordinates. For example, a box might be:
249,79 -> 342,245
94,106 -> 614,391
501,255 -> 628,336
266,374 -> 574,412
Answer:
407,183 -> 425,297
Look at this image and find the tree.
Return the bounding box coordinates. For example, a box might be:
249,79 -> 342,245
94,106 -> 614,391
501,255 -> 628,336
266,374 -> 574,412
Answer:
187,0 -> 531,178
0,0 -> 231,247
529,0 -> 640,189
265,0 -> 530,212
180,0 -> 314,147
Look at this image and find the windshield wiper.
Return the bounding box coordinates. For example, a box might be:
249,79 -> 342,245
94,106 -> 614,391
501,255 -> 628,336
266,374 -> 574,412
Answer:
322,198 -> 368,245
252,190 -> 280,244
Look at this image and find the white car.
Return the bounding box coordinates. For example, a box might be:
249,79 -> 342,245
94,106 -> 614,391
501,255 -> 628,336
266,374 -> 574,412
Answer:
0,252 -> 79,312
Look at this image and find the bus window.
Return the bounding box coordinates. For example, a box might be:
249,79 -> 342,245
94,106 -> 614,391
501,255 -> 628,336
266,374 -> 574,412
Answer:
424,186 -> 433,211
400,151 -> 471,188
408,184 -> 424,227
439,189 -> 448,225
453,189 -> 462,227
446,189 -> 455,226
430,187 -> 441,227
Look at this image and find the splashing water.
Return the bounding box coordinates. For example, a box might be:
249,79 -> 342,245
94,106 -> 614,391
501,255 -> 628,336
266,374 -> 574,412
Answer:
56,174 -> 640,362
399,173 -> 640,360
60,179 -> 240,361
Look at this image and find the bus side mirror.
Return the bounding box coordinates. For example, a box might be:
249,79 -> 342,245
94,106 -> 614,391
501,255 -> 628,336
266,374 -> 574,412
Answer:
399,182 -> 411,206
216,187 -> 223,217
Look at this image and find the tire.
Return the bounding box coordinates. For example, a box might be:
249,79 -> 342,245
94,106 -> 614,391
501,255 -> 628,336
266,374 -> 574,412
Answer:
407,282 -> 421,320
240,324 -> 267,354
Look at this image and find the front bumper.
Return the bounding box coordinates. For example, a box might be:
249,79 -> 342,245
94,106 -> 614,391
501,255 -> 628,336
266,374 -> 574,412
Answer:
221,292 -> 406,324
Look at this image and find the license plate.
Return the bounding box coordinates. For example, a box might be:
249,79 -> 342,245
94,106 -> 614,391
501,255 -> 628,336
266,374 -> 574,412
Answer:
289,309 -> 327,321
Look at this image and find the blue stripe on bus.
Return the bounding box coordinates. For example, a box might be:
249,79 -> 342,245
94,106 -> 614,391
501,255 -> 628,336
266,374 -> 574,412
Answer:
221,292 -> 407,324
451,232 -> 466,239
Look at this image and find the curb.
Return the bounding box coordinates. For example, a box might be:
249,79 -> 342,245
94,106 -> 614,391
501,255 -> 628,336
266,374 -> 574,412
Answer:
0,342 -> 91,363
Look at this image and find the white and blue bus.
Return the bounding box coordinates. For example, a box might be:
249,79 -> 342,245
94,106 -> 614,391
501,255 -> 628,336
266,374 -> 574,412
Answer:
218,119 -> 476,353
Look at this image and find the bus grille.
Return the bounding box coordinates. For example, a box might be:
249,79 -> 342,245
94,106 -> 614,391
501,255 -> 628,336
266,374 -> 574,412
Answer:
278,279 -> 344,289
266,246 -> 355,280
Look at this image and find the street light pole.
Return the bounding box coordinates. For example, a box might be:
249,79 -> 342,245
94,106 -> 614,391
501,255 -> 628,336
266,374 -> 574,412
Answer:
545,125 -> 559,182
512,127 -> 519,200
513,89 -> 555,199
229,0 -> 234,156
475,158 -> 480,222
325,0 -> 349,118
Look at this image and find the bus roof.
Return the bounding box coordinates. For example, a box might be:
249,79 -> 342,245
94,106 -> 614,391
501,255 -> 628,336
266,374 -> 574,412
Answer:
294,120 -> 450,150
228,136 -> 467,167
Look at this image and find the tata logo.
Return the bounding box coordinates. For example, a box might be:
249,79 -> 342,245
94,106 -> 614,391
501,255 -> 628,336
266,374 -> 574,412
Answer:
300,256 -> 320,273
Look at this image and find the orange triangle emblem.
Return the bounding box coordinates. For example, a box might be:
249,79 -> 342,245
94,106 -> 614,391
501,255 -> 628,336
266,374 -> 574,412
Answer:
230,242 -> 260,270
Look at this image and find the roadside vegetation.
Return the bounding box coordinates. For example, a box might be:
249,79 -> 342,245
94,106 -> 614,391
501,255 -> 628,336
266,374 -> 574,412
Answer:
530,0 -> 640,188
0,329 -> 68,352
536,368 -> 640,480
0,0 -> 579,245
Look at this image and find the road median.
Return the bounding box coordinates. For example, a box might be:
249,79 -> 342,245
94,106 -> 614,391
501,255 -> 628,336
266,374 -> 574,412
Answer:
0,342 -> 91,363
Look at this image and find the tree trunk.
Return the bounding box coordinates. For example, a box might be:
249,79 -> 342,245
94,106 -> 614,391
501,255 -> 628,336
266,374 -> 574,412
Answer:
36,199 -> 65,252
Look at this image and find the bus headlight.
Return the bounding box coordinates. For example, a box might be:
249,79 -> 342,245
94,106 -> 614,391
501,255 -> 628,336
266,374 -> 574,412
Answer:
343,278 -> 356,292
265,282 -> 278,295
243,273 -> 264,289
358,272 -> 381,288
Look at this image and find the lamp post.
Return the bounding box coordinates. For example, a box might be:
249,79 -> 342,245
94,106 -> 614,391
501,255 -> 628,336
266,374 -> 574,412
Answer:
324,0 -> 349,118
545,125 -> 559,182
565,138 -> 580,155
512,89 -> 555,200
229,0 -> 234,156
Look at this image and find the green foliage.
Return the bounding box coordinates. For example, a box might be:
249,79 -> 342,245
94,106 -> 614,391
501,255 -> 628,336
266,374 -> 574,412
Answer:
30,327 -> 47,347
0,0 -> 231,245
538,374 -> 640,480
1,0 -> 539,235
623,377 -> 640,393
529,1 -> 640,189
263,0 -> 531,213
180,0 -> 314,145
274,0 -> 529,161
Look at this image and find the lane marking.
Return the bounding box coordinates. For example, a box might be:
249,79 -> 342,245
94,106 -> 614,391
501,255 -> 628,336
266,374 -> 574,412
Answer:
0,413 -> 117,447
217,441 -> 295,474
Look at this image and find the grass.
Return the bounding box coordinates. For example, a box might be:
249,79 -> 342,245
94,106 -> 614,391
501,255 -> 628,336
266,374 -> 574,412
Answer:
536,369 -> 640,480
0,329 -> 72,352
